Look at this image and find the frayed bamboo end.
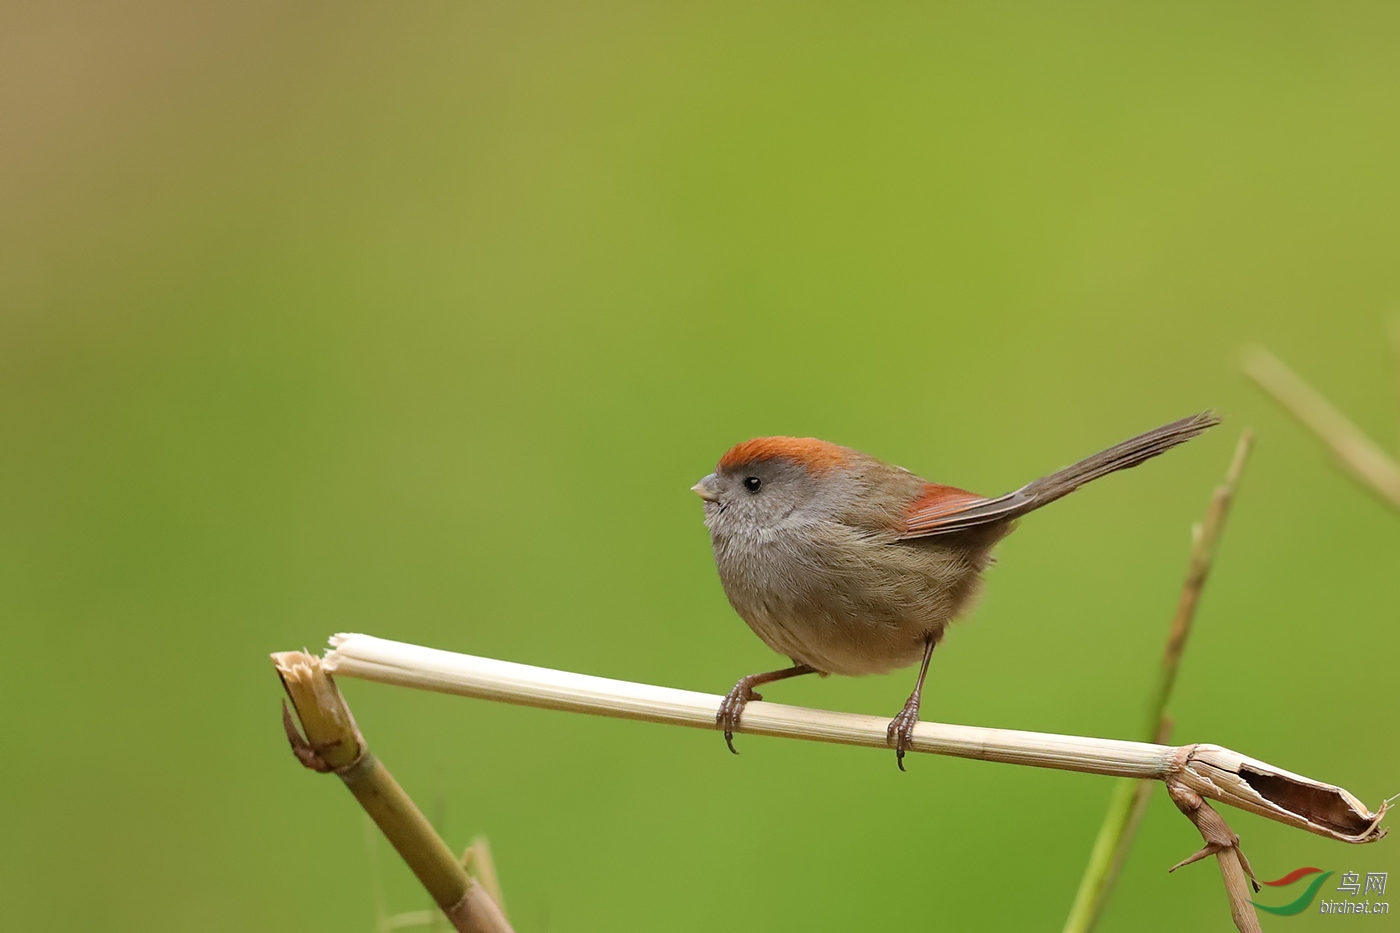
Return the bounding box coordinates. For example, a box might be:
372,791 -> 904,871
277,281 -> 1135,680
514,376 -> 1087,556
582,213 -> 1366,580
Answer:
274,650 -> 363,771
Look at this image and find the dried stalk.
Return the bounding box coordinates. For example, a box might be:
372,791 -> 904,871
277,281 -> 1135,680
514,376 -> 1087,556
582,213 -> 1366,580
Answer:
273,651 -> 514,933
1243,345 -> 1400,510
1064,432 -> 1254,933
1167,781 -> 1262,933
321,634 -> 1387,845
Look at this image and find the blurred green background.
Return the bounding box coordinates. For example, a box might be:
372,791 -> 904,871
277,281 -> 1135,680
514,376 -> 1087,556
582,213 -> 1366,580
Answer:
2,2 -> 1397,930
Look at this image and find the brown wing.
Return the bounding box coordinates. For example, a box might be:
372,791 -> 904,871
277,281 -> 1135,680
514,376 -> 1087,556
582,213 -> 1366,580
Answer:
899,483 -> 1029,538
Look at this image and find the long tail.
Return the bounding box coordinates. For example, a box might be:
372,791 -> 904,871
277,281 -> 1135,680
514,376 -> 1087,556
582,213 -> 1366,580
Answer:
1015,410 -> 1220,513
899,411 -> 1220,537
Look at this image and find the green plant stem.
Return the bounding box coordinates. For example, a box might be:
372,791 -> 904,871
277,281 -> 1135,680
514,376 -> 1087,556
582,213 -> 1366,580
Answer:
1063,431 -> 1253,933
1098,717 -> 1173,905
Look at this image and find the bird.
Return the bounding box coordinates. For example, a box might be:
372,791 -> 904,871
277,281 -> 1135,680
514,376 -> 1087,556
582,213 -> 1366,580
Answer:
692,411 -> 1219,769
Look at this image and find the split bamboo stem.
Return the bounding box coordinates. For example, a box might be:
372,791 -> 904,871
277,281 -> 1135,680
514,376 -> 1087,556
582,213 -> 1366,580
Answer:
274,651 -> 514,933
322,634 -> 1388,846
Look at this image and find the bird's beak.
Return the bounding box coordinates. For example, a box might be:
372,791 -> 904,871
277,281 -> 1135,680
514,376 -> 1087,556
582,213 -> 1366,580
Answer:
691,473 -> 720,502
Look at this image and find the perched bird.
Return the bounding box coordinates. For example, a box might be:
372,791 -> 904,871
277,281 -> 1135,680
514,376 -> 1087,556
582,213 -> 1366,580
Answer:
693,411 -> 1218,769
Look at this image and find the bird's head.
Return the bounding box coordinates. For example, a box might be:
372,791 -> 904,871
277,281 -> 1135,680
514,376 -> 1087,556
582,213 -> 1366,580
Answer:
692,437 -> 857,536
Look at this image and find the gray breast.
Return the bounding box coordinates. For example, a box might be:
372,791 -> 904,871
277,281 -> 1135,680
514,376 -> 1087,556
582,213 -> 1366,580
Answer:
710,520 -> 974,676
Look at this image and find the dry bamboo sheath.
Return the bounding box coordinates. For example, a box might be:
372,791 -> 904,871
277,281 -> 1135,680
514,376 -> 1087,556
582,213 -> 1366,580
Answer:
324,633 -> 1387,846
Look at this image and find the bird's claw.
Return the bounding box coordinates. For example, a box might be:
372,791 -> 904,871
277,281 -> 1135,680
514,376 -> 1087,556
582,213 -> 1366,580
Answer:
886,699 -> 922,772
717,681 -> 763,754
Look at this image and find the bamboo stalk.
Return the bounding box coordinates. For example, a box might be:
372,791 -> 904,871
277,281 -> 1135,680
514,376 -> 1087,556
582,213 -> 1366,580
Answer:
366,815 -> 392,931
274,651 -> 515,933
321,634 -> 1388,845
1064,432 -> 1254,933
1244,345 -> 1400,510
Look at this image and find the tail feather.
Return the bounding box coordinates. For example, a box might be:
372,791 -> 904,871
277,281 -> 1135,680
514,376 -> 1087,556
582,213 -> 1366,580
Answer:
898,411 -> 1219,538
1018,410 -> 1220,510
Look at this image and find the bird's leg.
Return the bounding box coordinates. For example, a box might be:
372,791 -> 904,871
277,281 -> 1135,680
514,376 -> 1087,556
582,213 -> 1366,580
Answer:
886,635 -> 937,771
717,663 -> 817,754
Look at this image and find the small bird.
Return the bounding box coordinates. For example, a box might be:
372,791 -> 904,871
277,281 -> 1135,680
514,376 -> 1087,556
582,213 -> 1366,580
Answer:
693,411 -> 1218,769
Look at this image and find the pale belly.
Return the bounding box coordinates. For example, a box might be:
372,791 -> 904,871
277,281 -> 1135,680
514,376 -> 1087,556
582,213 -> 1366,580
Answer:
739,605 -> 935,676
713,522 -> 999,676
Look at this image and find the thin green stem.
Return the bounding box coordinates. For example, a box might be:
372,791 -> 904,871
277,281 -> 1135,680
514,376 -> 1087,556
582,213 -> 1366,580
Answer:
1063,432 -> 1252,933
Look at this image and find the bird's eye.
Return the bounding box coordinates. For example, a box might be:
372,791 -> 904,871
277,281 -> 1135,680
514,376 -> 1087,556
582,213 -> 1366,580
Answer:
743,476 -> 762,493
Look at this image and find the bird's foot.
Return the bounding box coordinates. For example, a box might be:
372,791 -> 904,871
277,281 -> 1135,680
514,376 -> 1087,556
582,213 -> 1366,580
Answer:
886,696 -> 922,772
717,679 -> 764,754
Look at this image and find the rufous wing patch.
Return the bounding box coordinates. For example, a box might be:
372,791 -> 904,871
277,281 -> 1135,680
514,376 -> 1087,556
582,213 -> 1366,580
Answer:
718,436 -> 851,473
903,483 -> 991,535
